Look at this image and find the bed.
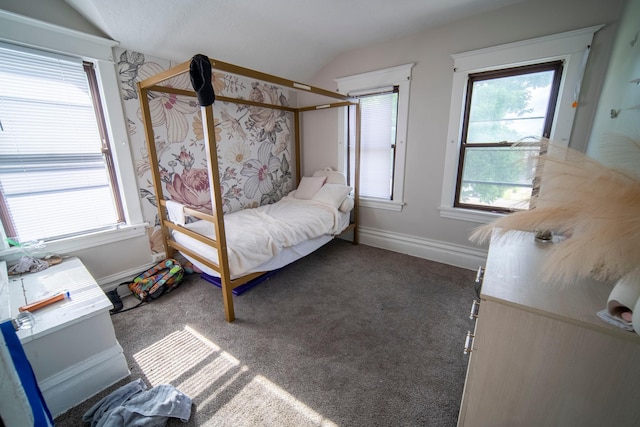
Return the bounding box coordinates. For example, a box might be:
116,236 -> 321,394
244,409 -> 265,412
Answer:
166,170 -> 354,279
136,55 -> 361,322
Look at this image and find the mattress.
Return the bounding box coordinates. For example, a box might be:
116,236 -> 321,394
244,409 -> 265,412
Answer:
171,199 -> 351,279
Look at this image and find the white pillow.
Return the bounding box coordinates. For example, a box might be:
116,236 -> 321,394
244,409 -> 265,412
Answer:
338,196 -> 355,213
312,184 -> 352,209
294,176 -> 326,199
313,168 -> 346,185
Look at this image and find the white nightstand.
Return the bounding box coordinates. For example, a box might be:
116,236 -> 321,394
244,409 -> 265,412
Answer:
1,257 -> 129,417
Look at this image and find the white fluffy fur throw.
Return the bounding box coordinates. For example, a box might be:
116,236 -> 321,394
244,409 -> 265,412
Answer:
470,136 -> 640,283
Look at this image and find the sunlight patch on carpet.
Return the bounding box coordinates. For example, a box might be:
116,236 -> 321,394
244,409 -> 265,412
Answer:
133,325 -> 338,426
132,327 -> 233,386
214,375 -> 339,427
177,356 -> 245,398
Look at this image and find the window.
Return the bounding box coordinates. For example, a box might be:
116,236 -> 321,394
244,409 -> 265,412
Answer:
0,44 -> 124,243
455,61 -> 563,212
348,87 -> 398,199
337,64 -> 413,211
440,26 -> 603,222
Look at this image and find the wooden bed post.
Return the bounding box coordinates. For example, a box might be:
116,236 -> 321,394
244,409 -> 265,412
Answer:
353,102 -> 361,245
137,83 -> 173,258
201,104 -> 235,322
294,110 -> 301,184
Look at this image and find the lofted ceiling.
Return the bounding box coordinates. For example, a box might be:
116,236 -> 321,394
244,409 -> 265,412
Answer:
65,0 -> 525,82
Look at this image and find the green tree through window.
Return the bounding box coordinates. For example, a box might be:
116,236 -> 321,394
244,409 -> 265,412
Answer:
455,61 -> 563,211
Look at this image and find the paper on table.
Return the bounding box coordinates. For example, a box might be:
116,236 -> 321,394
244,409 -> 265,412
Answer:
597,309 -> 635,332
33,269 -> 95,295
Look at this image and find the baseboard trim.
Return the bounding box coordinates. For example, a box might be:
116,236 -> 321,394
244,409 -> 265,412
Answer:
358,226 -> 487,271
39,344 -> 130,417
96,262 -> 156,291
98,229 -> 487,287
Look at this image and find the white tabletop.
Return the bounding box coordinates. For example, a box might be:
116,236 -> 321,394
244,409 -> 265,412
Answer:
482,230 -> 640,343
5,257 -> 111,343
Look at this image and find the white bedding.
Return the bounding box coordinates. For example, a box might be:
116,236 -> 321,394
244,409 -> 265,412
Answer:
171,194 -> 351,279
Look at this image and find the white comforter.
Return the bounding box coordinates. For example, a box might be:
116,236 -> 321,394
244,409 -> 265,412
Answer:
173,196 -> 346,277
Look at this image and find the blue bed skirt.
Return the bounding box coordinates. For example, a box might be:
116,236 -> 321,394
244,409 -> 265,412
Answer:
200,269 -> 281,295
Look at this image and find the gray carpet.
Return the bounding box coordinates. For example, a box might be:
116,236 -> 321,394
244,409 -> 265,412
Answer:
54,239 -> 476,426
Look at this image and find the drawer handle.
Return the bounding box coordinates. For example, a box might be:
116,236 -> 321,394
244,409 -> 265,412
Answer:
474,266 -> 485,298
469,299 -> 480,320
463,331 -> 475,355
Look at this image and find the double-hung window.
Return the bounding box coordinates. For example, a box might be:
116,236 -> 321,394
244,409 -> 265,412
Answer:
455,61 -> 563,212
440,26 -> 603,222
337,63 -> 413,211
0,44 -> 124,244
348,87 -> 398,199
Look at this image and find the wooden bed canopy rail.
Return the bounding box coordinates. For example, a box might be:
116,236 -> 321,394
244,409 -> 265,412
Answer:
137,55 -> 361,322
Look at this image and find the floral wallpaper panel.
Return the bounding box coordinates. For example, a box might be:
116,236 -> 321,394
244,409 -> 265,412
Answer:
115,49 -> 296,254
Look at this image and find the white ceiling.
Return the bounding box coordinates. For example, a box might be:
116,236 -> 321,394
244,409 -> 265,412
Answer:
65,0 -> 524,81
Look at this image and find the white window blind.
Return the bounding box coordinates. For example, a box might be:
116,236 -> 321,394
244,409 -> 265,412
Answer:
357,88 -> 398,199
0,44 -> 121,243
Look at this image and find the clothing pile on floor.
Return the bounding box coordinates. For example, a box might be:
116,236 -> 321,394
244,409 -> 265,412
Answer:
82,378 -> 192,427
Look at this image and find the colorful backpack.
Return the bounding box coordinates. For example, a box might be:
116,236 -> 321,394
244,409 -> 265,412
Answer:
128,258 -> 184,302
107,258 -> 184,314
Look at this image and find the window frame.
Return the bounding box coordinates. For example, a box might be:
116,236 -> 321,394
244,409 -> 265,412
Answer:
336,63 -> 413,212
348,86 -> 399,200
0,10 -> 145,252
0,48 -> 126,241
440,25 -> 604,223
83,60 -> 126,223
454,60 -> 564,213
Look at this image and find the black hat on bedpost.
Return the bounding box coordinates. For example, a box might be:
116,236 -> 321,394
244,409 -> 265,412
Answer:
190,54 -> 215,106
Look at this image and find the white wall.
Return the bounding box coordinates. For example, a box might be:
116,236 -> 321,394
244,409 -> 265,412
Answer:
304,0 -> 626,268
587,0 -> 640,172
0,0 -> 107,38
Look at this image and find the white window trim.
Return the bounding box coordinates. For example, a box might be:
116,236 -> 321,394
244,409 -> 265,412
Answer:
0,224 -> 147,258
0,10 -> 145,250
440,25 -> 604,224
335,63 -> 414,211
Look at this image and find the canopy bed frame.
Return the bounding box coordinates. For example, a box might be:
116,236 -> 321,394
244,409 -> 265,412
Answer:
137,55 -> 360,322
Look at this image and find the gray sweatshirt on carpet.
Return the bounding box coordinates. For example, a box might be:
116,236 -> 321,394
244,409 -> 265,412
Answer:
82,378 -> 192,427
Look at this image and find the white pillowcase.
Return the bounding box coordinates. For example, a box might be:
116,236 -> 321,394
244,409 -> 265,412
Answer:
294,176 -> 326,199
312,184 -> 352,209
338,196 -> 354,213
313,168 -> 346,185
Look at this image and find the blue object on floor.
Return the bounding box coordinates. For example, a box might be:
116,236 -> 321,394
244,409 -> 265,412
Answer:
201,269 -> 280,295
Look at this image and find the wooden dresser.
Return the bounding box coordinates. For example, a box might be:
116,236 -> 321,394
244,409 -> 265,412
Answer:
457,231 -> 640,427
